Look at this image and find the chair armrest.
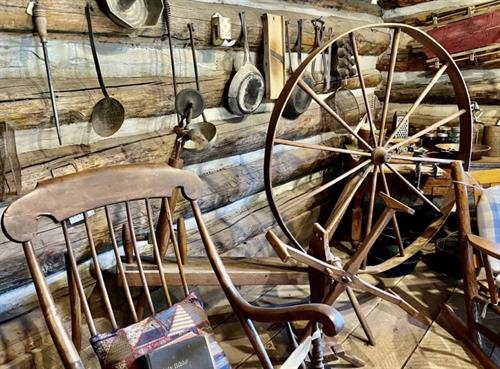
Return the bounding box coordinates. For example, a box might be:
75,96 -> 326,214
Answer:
232,291 -> 344,337
467,234 -> 500,260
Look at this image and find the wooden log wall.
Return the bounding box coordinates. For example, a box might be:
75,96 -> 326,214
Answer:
0,0 -> 387,367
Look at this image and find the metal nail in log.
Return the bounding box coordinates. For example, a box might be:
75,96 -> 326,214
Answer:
33,3 -> 63,145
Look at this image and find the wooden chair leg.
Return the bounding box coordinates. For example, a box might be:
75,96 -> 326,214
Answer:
442,304 -> 499,369
238,316 -> 273,369
65,253 -> 82,353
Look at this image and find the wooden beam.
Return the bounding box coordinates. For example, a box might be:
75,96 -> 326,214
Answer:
377,68 -> 500,104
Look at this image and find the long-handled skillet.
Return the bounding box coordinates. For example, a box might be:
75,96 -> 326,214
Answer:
227,12 -> 265,116
283,19 -> 314,119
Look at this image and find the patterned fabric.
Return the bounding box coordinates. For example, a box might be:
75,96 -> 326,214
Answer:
477,186 -> 500,273
90,293 -> 230,369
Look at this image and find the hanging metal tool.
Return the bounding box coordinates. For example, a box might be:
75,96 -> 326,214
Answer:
311,18 -> 327,88
33,3 -> 62,145
86,4 -> 125,137
162,0 -> 180,124
227,12 -> 265,116
186,23 -> 217,151
283,19 -> 313,119
324,27 -> 333,92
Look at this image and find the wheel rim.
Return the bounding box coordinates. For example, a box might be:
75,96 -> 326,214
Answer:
264,23 -> 472,258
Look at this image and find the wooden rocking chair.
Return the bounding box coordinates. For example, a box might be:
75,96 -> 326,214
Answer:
443,161 -> 500,369
1,163 -> 344,369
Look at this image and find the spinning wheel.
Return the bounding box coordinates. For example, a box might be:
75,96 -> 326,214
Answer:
265,24 -> 473,274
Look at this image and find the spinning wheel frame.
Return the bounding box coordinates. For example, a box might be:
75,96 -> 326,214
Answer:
265,24 -> 473,266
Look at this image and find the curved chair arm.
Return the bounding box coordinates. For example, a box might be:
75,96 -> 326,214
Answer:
467,234 -> 500,260
227,286 -> 344,337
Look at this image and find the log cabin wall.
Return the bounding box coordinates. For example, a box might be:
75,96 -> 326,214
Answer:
0,1 -> 385,367
0,0 -> 497,367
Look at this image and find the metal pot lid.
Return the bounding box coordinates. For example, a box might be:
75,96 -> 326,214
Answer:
98,0 -> 164,29
175,89 -> 205,119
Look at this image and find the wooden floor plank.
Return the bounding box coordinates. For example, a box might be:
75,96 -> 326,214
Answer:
322,264 -> 456,368
402,310 -> 481,368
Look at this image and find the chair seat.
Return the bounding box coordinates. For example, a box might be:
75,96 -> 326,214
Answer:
120,257 -> 309,287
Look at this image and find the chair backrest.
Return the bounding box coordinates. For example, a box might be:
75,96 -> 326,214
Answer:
1,163 -> 242,369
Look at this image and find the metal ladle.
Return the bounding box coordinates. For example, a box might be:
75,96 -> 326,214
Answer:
184,23 -> 217,152
85,4 -> 125,137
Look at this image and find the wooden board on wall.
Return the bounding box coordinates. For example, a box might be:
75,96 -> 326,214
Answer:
263,14 -> 286,99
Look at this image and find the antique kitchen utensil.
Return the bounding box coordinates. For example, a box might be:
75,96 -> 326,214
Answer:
227,12 -> 265,116
33,4 -> 63,145
324,27 -> 333,92
86,4 -> 125,137
97,0 -> 164,29
282,19 -> 313,119
311,18 -> 327,87
185,23 -> 217,152
162,0 -> 180,124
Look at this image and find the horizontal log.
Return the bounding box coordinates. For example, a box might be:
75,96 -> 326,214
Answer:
383,0 -> 496,24
2,33 -> 383,81
377,69 -> 500,104
225,0 -> 382,16
378,50 -> 500,72
11,88 -> 378,169
378,0 -> 428,9
384,103 -> 500,127
0,55 -> 379,131
0,76 -> 225,130
377,51 -> 430,72
0,0 -> 387,54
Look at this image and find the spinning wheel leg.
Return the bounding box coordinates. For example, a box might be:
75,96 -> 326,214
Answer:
346,287 -> 376,346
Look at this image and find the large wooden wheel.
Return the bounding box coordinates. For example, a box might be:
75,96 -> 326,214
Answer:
265,24 -> 473,274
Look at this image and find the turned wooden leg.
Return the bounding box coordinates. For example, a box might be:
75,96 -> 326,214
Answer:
351,193 -> 363,251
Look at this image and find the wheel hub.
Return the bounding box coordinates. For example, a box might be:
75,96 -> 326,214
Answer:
372,147 -> 391,165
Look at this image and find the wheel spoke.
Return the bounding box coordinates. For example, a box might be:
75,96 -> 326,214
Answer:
324,165 -> 372,238
281,160 -> 372,213
379,27 -> 401,146
384,62 -> 449,148
366,165 -> 379,236
297,79 -> 373,151
388,109 -> 466,152
379,166 -> 405,256
384,162 -> 441,213
275,138 -> 371,157
350,32 -> 377,145
390,154 -> 455,165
